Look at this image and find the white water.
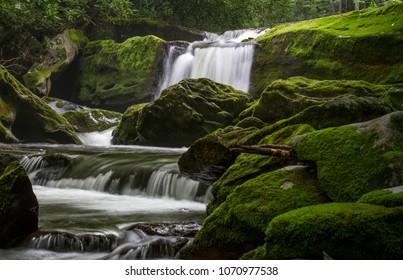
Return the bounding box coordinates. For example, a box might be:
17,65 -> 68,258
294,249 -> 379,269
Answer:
78,127 -> 115,146
157,28 -> 267,96
1,145 -> 208,260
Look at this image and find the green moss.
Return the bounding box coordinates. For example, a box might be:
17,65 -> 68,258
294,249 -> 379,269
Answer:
113,78 -> 253,147
207,123 -> 315,214
0,65 -> 81,144
264,203 -> 403,259
78,35 -> 165,111
251,4 -> 403,95
358,189 -> 403,207
246,77 -> 393,125
0,162 -> 27,213
112,103 -> 147,145
292,112 -> 403,201
62,109 -> 121,133
188,166 -> 329,259
258,4 -> 403,39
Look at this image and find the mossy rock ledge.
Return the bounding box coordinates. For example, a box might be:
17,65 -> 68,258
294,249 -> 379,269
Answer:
243,77 -> 399,126
0,162 -> 39,248
292,111 -> 403,202
77,35 -> 166,112
112,78 -> 253,148
0,66 -> 81,144
251,4 -> 403,96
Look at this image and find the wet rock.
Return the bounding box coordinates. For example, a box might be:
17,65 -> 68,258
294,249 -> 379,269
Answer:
0,162 -> 39,248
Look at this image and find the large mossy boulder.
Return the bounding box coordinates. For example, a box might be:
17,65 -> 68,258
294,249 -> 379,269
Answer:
77,35 -> 166,112
23,29 -> 87,96
260,203 -> 403,260
292,111 -> 403,202
243,77 -> 398,125
112,78 -> 253,147
0,66 -> 81,144
180,166 -> 329,259
0,162 -> 39,248
251,4 -> 403,97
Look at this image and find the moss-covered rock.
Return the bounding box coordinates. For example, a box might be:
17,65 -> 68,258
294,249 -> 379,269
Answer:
208,124 -> 316,214
243,77 -> 396,125
262,203 -> 403,259
0,162 -> 38,248
292,111 -> 403,202
112,78 -> 253,147
23,29 -> 87,96
357,186 -> 403,208
77,35 -> 166,112
251,4 -> 403,96
180,166 -> 329,259
62,109 -> 121,133
0,66 -> 81,144
111,103 -> 148,145
178,133 -> 236,185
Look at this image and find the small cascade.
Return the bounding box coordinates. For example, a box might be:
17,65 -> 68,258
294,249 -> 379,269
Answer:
156,28 -> 267,96
26,232 -> 117,252
20,146 -> 209,202
78,127 -> 115,146
101,229 -> 186,260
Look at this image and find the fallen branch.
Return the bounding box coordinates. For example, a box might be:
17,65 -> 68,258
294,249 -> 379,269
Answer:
230,144 -> 295,159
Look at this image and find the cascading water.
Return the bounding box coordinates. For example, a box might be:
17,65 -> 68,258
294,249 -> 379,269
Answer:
0,144 -> 208,260
157,28 -> 267,97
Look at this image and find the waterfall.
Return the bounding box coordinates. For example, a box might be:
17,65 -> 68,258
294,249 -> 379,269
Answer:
156,28 -> 267,97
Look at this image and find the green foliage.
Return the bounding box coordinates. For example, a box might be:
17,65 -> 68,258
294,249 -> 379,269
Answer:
0,0 -> 136,37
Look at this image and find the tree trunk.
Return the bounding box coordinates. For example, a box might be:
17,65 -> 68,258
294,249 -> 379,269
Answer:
230,145 -> 296,159
354,0 -> 360,10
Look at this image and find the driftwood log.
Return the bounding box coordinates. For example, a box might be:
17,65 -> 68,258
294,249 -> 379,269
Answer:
230,144 -> 296,159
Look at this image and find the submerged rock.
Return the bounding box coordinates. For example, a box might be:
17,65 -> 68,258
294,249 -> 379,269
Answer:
0,162 -> 39,248
77,35 -> 166,111
112,78 -> 253,147
0,66 -> 81,144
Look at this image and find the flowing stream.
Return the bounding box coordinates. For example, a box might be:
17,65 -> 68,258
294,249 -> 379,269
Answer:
0,142 -> 209,260
0,28 -> 268,260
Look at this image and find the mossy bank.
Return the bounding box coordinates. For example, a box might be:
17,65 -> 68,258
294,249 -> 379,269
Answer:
251,4 -> 403,96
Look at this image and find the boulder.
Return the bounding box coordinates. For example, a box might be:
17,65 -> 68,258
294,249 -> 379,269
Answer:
180,166 -> 329,259
62,109 -> 121,133
261,203 -> 403,259
0,162 -> 39,248
112,78 -> 253,147
243,77 -> 397,125
23,29 -> 87,96
0,66 -> 81,144
77,35 -> 166,111
291,111 -> 403,202
357,186 -> 403,208
251,4 -> 403,97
